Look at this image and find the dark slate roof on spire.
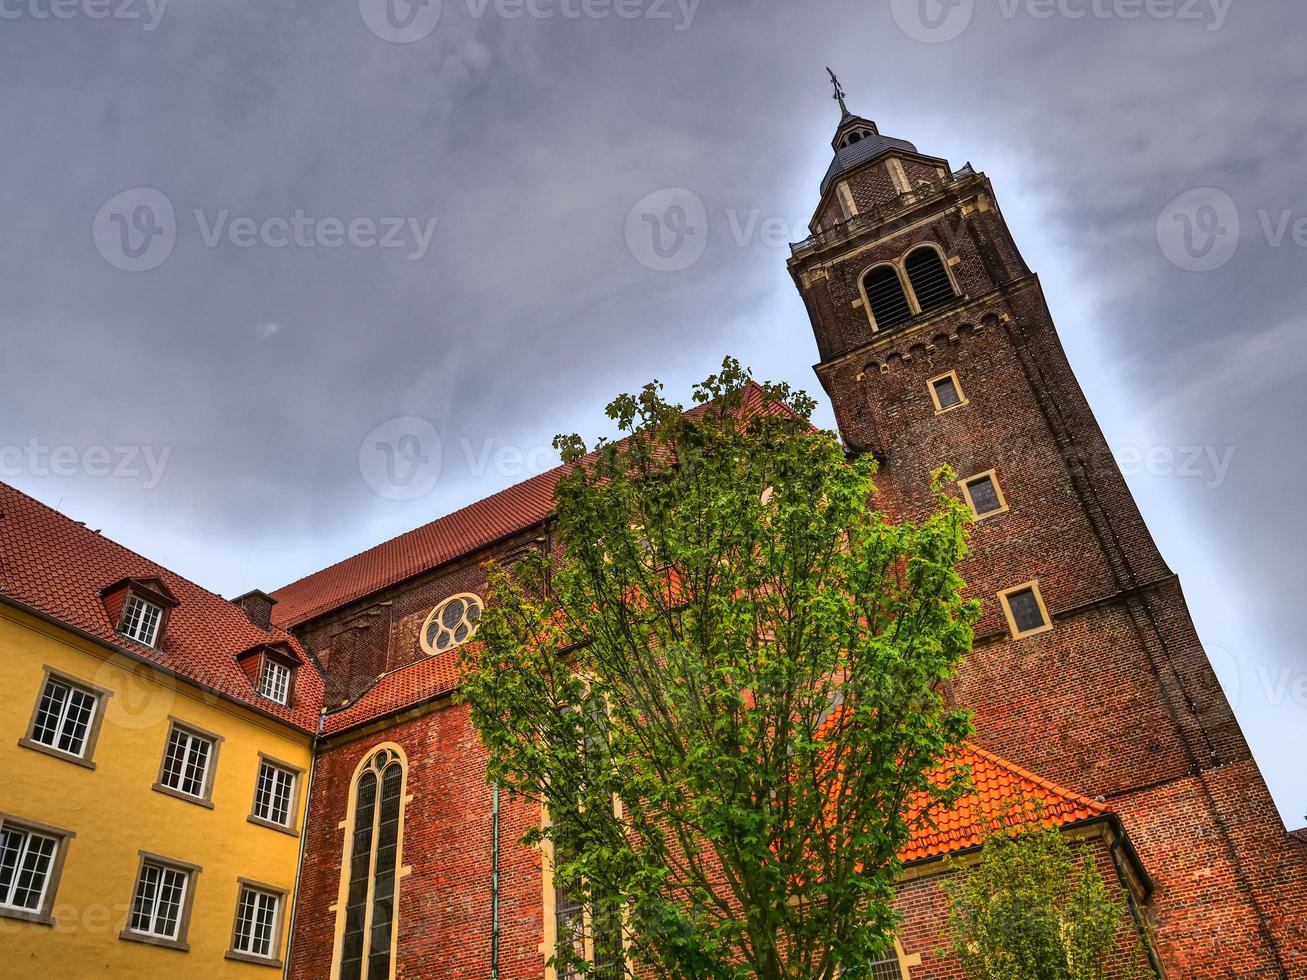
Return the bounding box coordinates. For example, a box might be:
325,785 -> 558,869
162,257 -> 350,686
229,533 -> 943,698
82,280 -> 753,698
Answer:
820,131 -> 919,196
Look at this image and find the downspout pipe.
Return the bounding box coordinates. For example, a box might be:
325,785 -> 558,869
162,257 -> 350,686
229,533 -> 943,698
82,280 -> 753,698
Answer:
283,726 -> 320,979
492,782 -> 501,980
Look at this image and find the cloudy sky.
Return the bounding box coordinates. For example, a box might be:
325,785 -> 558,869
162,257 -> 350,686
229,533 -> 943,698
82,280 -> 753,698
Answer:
2,0 -> 1303,824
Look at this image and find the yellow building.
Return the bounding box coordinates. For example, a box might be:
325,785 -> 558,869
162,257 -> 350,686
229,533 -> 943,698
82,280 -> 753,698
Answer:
0,482 -> 321,975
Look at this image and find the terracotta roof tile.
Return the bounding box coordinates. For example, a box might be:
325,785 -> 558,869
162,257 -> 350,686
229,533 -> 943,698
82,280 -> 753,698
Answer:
320,644 -> 465,735
0,482 -> 322,732
899,742 -> 1107,863
271,467 -> 565,628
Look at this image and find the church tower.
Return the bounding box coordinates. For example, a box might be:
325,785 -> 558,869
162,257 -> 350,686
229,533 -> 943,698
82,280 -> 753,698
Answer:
789,77 -> 1305,977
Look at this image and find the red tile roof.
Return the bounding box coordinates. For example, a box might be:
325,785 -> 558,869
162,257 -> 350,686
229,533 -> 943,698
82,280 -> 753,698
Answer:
321,644 -> 465,735
899,742 -> 1107,863
272,467 -> 565,628
0,482 -> 323,732
270,382 -> 794,628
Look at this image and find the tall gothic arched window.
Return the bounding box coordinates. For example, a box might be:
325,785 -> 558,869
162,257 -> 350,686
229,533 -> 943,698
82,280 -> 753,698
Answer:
904,245 -> 957,314
336,746 -> 406,980
862,265 -> 913,332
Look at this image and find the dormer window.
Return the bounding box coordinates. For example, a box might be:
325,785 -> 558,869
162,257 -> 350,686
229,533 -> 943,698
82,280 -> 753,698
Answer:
103,577 -> 177,650
258,658 -> 292,706
120,594 -> 164,646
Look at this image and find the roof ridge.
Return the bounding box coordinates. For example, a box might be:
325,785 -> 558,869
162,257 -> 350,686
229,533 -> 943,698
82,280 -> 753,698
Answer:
270,464 -> 569,597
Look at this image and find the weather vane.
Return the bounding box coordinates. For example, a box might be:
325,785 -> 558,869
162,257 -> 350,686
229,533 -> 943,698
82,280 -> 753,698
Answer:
826,67 -> 850,116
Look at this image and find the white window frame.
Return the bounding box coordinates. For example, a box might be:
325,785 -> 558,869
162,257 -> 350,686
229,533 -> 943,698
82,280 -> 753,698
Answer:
0,824 -> 58,915
251,758 -> 299,831
257,658 -> 292,706
23,669 -> 110,765
153,719 -> 223,807
123,856 -> 195,946
230,882 -> 283,962
120,593 -> 164,646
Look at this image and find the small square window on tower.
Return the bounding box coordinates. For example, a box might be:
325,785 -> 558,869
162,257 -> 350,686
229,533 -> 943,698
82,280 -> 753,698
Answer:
959,470 -> 1008,520
998,581 -> 1052,639
928,371 -> 967,413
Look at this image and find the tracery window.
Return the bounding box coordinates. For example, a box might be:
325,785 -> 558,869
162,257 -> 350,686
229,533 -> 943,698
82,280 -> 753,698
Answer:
419,593 -> 484,655
336,746 -> 406,980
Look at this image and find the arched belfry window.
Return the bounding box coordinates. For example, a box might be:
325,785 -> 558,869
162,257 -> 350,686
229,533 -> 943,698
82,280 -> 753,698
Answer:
336,746 -> 407,980
862,265 -> 913,332
904,246 -> 958,314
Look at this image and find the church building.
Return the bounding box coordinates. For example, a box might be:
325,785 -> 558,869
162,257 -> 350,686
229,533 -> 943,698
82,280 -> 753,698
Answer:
267,88 -> 1306,978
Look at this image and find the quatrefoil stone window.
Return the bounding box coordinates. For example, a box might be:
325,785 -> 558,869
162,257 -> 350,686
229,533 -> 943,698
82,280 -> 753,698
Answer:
419,594 -> 483,655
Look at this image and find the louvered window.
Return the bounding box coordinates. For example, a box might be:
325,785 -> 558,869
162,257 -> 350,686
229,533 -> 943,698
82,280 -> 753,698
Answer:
905,247 -> 957,313
863,266 -> 912,331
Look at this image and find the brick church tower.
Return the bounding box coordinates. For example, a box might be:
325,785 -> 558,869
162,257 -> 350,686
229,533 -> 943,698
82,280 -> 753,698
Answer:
788,81 -> 1306,976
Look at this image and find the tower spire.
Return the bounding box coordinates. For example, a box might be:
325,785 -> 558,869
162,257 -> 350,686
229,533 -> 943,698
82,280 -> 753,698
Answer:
826,67 -> 850,118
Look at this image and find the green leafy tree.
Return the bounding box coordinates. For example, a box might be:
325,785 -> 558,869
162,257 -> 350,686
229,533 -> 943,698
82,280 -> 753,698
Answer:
943,819 -> 1152,980
459,359 -> 979,979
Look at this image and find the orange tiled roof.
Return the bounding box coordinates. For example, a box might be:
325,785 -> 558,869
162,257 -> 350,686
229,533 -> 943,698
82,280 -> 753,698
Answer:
270,383 -> 794,628
899,741 -> 1107,863
321,643 -> 465,734
0,482 -> 323,732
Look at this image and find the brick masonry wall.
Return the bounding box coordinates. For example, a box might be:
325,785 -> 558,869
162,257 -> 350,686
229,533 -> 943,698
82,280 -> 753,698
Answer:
287,699 -> 546,980
297,529 -> 550,707
894,835 -> 1152,980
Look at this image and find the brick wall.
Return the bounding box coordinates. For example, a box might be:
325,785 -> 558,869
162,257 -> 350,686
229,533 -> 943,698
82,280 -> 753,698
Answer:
287,699 -> 546,980
894,835 -> 1152,980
